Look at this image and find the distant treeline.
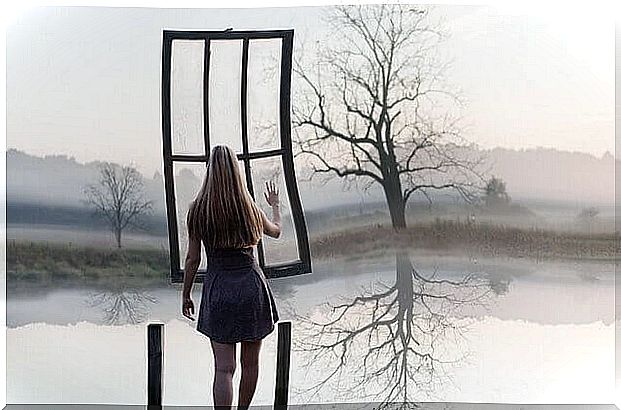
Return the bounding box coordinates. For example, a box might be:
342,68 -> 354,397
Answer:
6,201 -> 169,235
7,197 -> 557,245
6,199 -> 397,237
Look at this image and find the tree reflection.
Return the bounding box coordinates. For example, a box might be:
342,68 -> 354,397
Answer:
290,249 -> 498,409
85,284 -> 158,325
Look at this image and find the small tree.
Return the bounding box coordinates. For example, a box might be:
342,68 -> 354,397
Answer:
577,206 -> 599,220
82,162 -> 154,248
483,175 -> 510,208
577,206 -> 599,235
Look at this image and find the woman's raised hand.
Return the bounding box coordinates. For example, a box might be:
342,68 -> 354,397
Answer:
264,180 -> 280,208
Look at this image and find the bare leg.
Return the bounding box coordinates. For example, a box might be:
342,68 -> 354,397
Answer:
237,339 -> 262,410
210,339 -> 237,409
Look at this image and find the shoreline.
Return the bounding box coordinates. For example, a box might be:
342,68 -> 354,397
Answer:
7,220 -> 618,290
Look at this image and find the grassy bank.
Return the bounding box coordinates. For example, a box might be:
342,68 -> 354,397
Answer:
7,241 -> 170,288
312,219 -> 620,262
7,219 -> 619,287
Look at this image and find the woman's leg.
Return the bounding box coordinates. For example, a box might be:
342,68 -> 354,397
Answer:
238,339 -> 262,410
210,339 -> 237,409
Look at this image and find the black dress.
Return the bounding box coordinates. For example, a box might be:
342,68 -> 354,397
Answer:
196,245 -> 280,343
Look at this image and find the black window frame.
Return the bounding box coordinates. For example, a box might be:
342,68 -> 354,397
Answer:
161,29 -> 312,283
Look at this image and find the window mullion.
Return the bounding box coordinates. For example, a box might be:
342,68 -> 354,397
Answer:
203,38 -> 211,159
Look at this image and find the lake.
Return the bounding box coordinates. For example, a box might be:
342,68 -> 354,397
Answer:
7,251 -> 616,406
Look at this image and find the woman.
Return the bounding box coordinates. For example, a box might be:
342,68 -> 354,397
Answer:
181,144 -> 282,409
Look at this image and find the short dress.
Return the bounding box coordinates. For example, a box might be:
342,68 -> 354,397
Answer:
196,245 -> 280,343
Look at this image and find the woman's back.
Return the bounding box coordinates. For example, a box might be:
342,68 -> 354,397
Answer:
181,144 -> 282,408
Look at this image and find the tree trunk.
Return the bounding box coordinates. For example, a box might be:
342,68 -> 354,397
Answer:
387,248 -> 415,340
115,228 -> 122,248
395,249 -> 414,314
384,178 -> 407,231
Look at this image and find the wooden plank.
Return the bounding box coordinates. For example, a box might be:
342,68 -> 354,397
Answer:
203,38 -> 211,157
161,33 -> 180,286
170,148 -> 284,163
279,30 -> 312,276
163,29 -> 294,40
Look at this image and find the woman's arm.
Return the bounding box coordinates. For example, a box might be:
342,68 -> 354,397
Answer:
182,235 -> 201,300
261,206 -> 281,238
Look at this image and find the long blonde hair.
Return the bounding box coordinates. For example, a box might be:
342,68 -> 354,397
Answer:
186,144 -> 263,249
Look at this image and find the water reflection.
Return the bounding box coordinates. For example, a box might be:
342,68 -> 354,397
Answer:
289,249 -> 497,408
6,253 -> 615,404
85,284 -> 159,325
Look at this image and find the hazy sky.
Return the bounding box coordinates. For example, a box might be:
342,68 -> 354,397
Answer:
6,4 -> 615,177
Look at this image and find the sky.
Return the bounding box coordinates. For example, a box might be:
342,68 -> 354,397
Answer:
5,3 -> 616,177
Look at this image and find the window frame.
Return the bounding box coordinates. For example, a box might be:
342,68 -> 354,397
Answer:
161,29 -> 312,283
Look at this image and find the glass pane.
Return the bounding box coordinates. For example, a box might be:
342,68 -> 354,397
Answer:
208,40 -> 242,154
170,40 -> 205,156
173,162 -> 208,272
249,156 -> 300,265
247,38 -> 282,152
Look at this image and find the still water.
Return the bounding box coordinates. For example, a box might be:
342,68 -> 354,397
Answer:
7,251 -> 615,406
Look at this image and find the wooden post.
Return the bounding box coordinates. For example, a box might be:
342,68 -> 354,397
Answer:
274,321 -> 292,409
147,323 -> 164,408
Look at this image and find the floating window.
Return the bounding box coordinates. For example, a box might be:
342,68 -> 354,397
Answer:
162,29 -> 312,283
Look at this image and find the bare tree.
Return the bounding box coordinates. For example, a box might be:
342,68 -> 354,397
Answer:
289,249 -> 496,408
82,162 -> 154,248
289,8 -> 497,404
86,285 -> 158,325
292,4 -> 489,230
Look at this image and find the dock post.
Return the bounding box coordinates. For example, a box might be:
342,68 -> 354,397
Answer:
147,323 -> 164,408
274,321 -> 292,409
